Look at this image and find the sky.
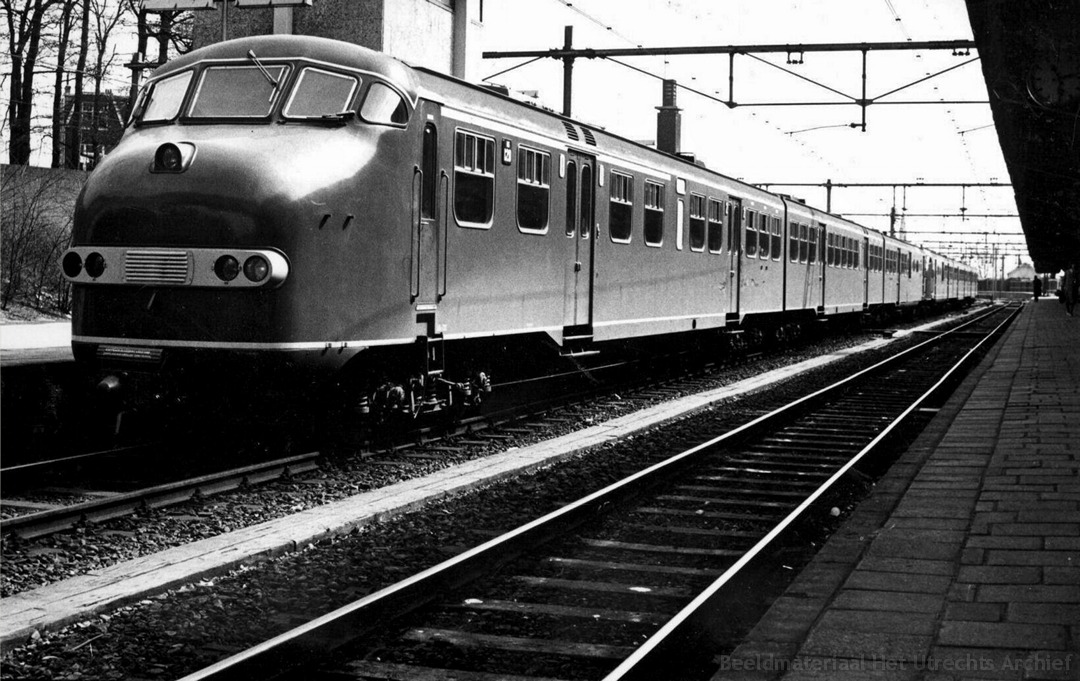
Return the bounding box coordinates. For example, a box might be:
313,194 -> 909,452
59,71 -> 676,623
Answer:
2,0 -> 1027,276
478,0 -> 1025,276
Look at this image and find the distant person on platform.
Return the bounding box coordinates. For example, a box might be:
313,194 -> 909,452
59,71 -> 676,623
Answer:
1033,275 -> 1042,302
1064,264 -> 1079,316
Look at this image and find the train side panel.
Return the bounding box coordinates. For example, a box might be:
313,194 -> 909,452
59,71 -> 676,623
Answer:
782,202 -> 825,316
820,218 -> 866,315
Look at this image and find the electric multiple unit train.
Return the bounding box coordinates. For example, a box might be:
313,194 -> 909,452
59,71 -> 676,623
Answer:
61,35 -> 977,421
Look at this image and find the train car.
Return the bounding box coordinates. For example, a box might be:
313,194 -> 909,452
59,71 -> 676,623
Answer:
60,34 -> 975,425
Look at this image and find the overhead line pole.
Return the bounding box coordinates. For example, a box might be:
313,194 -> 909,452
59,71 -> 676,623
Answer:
484,38 -> 979,131
482,39 -> 978,60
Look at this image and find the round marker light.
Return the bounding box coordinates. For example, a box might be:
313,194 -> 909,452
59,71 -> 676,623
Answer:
155,143 -> 183,172
62,252 -> 83,278
85,252 -> 106,278
214,255 -> 240,281
243,255 -> 269,283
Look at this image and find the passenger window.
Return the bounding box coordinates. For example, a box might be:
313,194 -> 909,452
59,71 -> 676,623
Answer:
284,68 -> 359,118
730,206 -> 738,254
566,160 -> 577,237
689,194 -> 706,251
609,171 -> 633,242
580,165 -> 593,238
454,129 -> 496,227
140,70 -> 192,122
609,170 -> 630,242
771,217 -> 782,261
730,206 -> 743,254
808,226 -> 817,264
789,222 -> 799,263
707,198 -> 723,253
745,211 -> 758,257
644,180 -> 664,246
799,224 -> 809,263
517,146 -> 550,233
360,82 -> 409,125
761,214 -> 773,259
421,123 -> 437,219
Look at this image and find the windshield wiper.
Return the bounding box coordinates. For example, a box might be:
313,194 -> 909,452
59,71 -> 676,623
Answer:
321,110 -> 356,122
247,49 -> 281,102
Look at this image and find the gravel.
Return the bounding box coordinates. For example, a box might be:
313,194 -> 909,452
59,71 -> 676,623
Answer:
0,324 -> 936,679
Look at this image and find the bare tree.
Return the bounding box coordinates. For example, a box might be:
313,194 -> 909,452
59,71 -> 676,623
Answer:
67,0 -> 90,169
87,0 -> 126,168
4,0 -> 62,164
124,0 -> 194,109
50,0 -> 80,168
1,165 -> 84,312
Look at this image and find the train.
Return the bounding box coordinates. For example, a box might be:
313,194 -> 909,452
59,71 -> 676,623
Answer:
60,34 -> 977,426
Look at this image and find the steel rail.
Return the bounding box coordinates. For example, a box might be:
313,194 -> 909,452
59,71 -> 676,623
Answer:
0,451 -> 322,540
0,443 -> 157,489
176,305 -> 1013,681
605,304 -> 1019,680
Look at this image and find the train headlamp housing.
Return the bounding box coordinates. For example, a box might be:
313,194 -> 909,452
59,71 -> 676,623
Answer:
84,252 -> 107,278
61,247 -> 289,288
151,142 -> 196,173
243,255 -> 270,283
62,251 -> 83,278
214,255 -> 240,282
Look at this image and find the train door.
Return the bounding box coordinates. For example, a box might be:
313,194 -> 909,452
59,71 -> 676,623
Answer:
863,237 -> 870,306
895,249 -> 902,302
818,222 -> 827,312
411,106 -> 446,306
563,150 -> 596,331
924,257 -> 934,300
727,197 -> 743,318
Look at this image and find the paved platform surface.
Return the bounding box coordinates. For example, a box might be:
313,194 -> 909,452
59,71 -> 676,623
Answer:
718,300 -> 1079,680
0,321 -> 73,366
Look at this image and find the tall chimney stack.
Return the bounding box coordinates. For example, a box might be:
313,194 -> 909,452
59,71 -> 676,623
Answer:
656,79 -> 681,155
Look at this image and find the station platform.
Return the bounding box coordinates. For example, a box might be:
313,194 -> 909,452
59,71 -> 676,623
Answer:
717,300 -> 1079,680
0,321 -> 73,366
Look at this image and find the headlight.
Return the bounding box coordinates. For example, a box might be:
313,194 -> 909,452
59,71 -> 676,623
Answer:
152,142 -> 195,173
62,251 -> 83,277
243,255 -> 269,282
85,252 -> 106,278
214,255 -> 240,281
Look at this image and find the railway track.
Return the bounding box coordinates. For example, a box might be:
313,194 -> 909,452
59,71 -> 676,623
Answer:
0,311 -> 914,541
175,304 -> 1017,681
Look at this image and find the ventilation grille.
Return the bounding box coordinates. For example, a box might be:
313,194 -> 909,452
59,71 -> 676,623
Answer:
124,249 -> 190,285
582,127 -> 597,146
562,121 -> 580,141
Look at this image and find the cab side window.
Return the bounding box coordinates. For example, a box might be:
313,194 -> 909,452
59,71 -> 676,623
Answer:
454,129 -> 496,227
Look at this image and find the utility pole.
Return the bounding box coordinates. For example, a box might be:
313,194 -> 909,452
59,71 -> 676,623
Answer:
562,26 -> 573,117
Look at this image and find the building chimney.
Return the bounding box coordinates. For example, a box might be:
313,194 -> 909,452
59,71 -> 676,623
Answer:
656,79 -> 681,155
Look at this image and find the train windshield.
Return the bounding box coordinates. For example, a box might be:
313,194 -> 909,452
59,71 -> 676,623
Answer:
140,71 -> 193,122
282,67 -> 359,118
189,65 -> 288,118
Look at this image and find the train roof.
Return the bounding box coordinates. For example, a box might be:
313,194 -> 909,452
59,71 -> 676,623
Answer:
151,35 -> 418,102
412,67 -> 975,272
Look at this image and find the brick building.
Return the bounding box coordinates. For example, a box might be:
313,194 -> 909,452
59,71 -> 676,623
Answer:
192,0 -> 484,81
59,91 -> 128,170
